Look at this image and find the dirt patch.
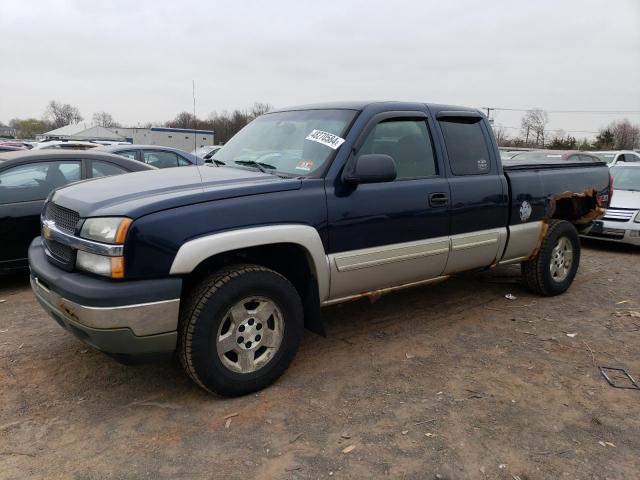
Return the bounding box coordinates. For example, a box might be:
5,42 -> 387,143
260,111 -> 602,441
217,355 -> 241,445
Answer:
1,240 -> 639,479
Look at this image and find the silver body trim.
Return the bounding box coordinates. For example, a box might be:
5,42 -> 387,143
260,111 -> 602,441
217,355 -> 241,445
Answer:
169,222 -> 544,306
499,221 -> 544,265
31,276 -> 180,336
444,228 -> 506,274
42,220 -> 123,257
334,238 -> 449,272
328,236 -> 450,300
170,224 -> 331,302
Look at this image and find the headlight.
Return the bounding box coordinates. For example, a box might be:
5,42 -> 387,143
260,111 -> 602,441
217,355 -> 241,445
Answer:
635,211 -> 640,223
76,251 -> 125,279
80,217 -> 132,244
77,217 -> 130,278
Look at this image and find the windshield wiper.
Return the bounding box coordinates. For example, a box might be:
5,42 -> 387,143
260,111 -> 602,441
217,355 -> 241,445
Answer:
233,160 -> 278,174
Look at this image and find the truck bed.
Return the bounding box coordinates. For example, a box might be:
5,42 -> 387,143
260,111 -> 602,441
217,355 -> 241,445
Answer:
503,157 -> 606,170
503,159 -> 610,228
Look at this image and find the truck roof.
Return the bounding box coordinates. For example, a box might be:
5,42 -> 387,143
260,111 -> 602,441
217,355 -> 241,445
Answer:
271,101 -> 480,114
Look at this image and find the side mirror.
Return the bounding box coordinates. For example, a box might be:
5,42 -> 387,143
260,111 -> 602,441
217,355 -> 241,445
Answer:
343,154 -> 397,184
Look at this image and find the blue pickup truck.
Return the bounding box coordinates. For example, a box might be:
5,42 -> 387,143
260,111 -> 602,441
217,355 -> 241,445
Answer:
28,101 -> 611,396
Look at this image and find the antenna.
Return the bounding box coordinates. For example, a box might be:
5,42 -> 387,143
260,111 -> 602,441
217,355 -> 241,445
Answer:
192,79 -> 197,153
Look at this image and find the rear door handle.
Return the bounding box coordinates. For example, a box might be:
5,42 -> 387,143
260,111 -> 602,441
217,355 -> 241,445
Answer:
429,192 -> 449,207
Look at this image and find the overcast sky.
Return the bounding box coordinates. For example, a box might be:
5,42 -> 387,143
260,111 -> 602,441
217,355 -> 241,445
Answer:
1,0 -> 639,138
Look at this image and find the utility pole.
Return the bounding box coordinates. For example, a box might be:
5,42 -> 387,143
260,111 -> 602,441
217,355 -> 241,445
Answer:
485,107 -> 493,123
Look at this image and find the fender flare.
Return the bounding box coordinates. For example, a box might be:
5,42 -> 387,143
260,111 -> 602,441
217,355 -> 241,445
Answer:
169,224 -> 330,302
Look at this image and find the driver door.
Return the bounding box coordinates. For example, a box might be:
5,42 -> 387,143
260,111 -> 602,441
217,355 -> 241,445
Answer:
326,113 -> 451,301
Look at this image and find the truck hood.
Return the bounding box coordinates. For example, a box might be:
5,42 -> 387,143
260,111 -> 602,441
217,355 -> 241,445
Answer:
610,189 -> 640,210
51,166 -> 302,218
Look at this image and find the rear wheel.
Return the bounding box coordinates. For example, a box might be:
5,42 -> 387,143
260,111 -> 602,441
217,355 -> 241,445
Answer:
521,219 -> 580,296
179,264 -> 304,396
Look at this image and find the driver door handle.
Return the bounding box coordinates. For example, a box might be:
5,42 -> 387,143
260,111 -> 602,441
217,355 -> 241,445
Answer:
429,192 -> 449,207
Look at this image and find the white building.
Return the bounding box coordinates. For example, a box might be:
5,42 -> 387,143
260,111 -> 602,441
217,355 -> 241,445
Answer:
0,126 -> 18,138
111,127 -> 214,151
40,124 -> 215,152
40,123 -> 127,142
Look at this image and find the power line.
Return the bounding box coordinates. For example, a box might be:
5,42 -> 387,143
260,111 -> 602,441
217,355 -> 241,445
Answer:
486,107 -> 640,115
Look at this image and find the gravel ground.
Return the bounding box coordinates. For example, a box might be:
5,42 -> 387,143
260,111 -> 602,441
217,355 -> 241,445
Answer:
1,240 -> 639,480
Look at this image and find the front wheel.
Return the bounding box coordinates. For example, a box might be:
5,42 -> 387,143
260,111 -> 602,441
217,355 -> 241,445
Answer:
521,220 -> 581,296
179,264 -> 304,396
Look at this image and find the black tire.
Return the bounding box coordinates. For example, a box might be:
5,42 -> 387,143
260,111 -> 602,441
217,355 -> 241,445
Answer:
179,264 -> 304,397
521,219 -> 581,296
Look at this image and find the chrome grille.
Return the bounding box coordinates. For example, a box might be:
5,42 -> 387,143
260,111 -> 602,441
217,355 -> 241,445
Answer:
44,239 -> 74,263
603,208 -> 636,222
44,203 -> 79,234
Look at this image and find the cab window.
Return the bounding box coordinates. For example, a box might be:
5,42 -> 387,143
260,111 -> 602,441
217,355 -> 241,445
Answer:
358,119 -> 437,178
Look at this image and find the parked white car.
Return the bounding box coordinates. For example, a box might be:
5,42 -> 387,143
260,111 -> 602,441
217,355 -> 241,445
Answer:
582,164 -> 640,246
192,145 -> 222,163
592,150 -> 640,166
33,140 -> 101,150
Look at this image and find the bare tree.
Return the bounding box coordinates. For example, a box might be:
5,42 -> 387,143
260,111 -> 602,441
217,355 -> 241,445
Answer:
166,111 -> 198,129
608,119 -> 640,150
44,100 -> 83,128
249,102 -> 273,119
492,125 -> 509,146
92,111 -> 119,128
520,109 -> 548,147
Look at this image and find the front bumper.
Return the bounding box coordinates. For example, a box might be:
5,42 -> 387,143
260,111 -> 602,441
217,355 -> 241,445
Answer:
29,238 -> 182,359
581,219 -> 640,246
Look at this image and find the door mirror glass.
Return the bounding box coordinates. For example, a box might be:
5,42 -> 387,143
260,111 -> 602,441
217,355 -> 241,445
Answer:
343,154 -> 397,184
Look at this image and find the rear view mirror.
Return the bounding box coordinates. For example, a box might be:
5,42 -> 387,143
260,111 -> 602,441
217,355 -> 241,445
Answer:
343,154 -> 397,184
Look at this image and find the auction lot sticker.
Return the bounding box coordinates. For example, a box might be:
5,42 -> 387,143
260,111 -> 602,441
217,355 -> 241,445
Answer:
305,130 -> 345,150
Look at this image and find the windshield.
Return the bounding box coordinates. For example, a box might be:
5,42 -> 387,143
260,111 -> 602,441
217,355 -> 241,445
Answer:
611,166 -> 640,191
594,153 -> 616,164
211,109 -> 357,176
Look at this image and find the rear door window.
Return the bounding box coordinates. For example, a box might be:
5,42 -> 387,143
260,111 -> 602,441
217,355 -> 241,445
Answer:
0,161 -> 81,204
143,150 -> 179,168
438,118 -> 491,175
116,150 -> 138,161
91,160 -> 129,178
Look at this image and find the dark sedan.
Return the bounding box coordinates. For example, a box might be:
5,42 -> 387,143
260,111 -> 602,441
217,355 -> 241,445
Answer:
96,144 -> 203,168
0,150 -> 154,273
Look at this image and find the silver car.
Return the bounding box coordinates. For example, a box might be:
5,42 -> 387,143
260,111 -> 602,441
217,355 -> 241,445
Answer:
582,164 -> 640,246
